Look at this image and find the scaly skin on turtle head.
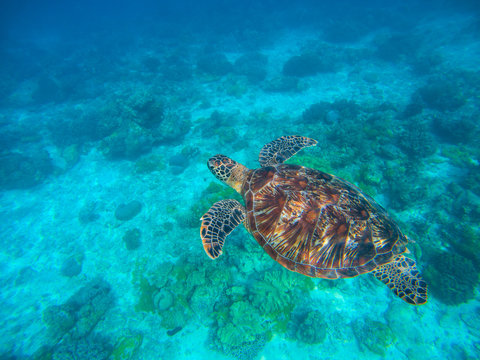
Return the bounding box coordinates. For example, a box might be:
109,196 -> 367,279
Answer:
207,155 -> 250,193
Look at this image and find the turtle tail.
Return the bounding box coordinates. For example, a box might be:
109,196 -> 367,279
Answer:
373,255 -> 428,305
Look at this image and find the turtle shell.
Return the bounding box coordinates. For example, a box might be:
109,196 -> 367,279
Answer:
242,164 -> 408,279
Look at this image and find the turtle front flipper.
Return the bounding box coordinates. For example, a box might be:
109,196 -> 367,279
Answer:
259,135 -> 317,167
200,199 -> 246,259
373,255 -> 428,305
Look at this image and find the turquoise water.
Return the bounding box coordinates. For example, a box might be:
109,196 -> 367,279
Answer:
1,1 -> 479,359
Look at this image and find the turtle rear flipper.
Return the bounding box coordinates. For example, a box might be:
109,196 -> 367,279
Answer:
373,255 -> 428,305
200,199 -> 246,259
259,135 -> 317,167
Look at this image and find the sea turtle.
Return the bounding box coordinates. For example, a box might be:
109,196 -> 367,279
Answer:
200,135 -> 427,305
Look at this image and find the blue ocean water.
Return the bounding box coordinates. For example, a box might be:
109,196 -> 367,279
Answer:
1,0 -> 479,358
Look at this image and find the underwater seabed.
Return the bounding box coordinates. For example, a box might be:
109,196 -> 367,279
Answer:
1,4 -> 480,360
1,145 -> 479,360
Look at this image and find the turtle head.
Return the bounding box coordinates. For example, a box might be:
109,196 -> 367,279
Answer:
208,155 -> 249,193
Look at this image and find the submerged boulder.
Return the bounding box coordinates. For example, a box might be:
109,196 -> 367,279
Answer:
61,255 -> 84,277
283,53 -> 335,77
169,153 -> 189,175
234,53 -> 268,83
115,201 -> 142,221
197,52 -> 233,76
123,228 -> 142,250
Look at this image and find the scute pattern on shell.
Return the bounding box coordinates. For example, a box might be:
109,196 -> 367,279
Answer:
243,164 -> 408,279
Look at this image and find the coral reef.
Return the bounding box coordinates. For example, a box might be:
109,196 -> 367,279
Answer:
289,310 -> 327,344
134,154 -> 165,174
160,305 -> 190,330
400,94 -> 423,119
224,77 -> 249,98
376,143 -> 404,161
283,53 -> 334,77
234,52 -> 268,83
132,256 -> 232,334
160,53 -> 193,82
131,248 -> 317,359
66,278 -> 115,339
49,104 -> 120,147
101,124 -> 155,160
441,145 -> 477,169
153,289 -> 173,312
32,76 -> 65,104
50,333 -> 113,360
125,90 -> 164,130
408,51 -> 443,76
290,154 -> 334,175
43,304 -> 77,344
383,161 -> 425,210
302,102 -> 332,124
0,151 -> 53,190
397,119 -> 437,159
263,76 -> 299,92
303,99 -> 360,124
198,111 -> 246,150
208,266 -> 314,358
197,52 -> 233,76
211,297 -> 270,360
99,89 -> 191,159
3,4 -> 480,360
216,301 -> 268,347
424,251 -> 479,305
250,270 -> 300,315
416,78 -> 465,112
354,163 -> 382,196
432,113 -> 479,144
375,33 -> 422,63
352,319 -> 396,356
0,118 -> 41,153
133,273 -> 157,314
461,168 -> 480,197
111,333 -> 143,360
40,278 -> 114,359
153,112 -> 191,144
189,285 -> 217,316
323,20 -> 370,44
224,334 -> 268,360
